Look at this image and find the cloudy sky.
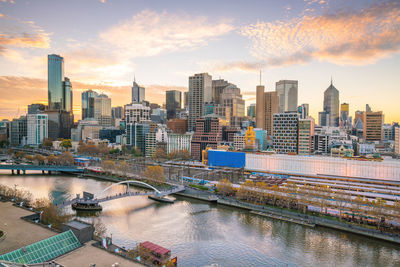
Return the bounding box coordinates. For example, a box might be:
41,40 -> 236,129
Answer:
0,0 -> 399,122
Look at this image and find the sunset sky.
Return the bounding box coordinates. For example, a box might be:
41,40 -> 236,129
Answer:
0,0 -> 399,122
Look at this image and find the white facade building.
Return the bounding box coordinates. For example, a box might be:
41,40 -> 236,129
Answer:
246,153 -> 400,181
167,133 -> 193,153
125,103 -> 150,124
27,114 -> 48,146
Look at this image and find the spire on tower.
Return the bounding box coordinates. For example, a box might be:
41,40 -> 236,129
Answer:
259,70 -> 262,86
331,76 -> 333,86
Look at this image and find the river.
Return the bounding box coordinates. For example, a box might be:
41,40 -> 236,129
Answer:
1,171 -> 399,267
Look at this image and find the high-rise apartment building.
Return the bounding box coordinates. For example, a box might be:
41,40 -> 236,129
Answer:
82,90 -> 99,119
132,78 -> 145,104
166,90 -> 182,119
256,85 -> 278,135
363,111 -> 384,142
273,112 -> 299,154
275,80 -> 298,113
298,118 -> 314,155
322,81 -> 340,126
27,114 -> 48,146
191,117 -> 222,160
125,103 -> 150,124
94,94 -> 112,127
188,73 -> 212,131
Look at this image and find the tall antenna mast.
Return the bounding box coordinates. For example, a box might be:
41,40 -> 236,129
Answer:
259,70 -> 262,86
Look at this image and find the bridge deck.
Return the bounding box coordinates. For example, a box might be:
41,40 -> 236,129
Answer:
55,185 -> 185,208
0,164 -> 83,172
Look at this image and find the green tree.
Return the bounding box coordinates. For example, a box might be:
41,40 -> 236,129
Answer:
60,139 -> 72,151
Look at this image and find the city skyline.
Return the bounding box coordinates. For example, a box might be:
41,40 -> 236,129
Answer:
0,0 -> 400,122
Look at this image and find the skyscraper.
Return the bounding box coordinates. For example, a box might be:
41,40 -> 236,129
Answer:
63,77 -> 73,112
166,90 -> 182,120
298,104 -> 309,119
322,80 -> 340,126
82,90 -> 99,119
48,54 -> 64,110
132,78 -> 145,104
256,85 -> 278,135
273,112 -> 299,154
188,73 -> 212,131
48,54 -> 73,113
212,79 -> 230,104
340,103 -> 350,127
94,94 -> 112,127
363,110 -> 384,142
275,80 -> 298,113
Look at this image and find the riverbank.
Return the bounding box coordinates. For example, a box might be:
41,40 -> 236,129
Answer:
174,187 -> 400,245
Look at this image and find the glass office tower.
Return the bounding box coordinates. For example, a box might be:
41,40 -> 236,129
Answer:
48,54 -> 64,110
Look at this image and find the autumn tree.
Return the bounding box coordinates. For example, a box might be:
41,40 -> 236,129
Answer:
143,165 -> 165,183
152,147 -> 167,160
101,160 -> 116,174
42,138 -> 53,149
47,154 -> 57,165
34,154 -> 46,165
217,178 -> 234,196
57,151 -> 74,165
119,161 -> 130,176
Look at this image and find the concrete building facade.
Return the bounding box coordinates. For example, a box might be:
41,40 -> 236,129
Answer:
188,73 -> 212,131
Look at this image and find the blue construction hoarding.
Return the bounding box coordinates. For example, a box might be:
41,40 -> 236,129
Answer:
208,150 -> 246,168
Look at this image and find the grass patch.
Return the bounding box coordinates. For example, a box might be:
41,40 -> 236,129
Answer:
189,184 -> 209,191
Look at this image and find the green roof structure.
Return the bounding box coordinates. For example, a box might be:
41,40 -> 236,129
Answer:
0,230 -> 80,264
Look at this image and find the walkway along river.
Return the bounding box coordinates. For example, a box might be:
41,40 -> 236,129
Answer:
1,171 -> 400,266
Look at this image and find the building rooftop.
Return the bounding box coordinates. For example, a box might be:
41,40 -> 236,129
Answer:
140,241 -> 170,256
0,230 -> 80,265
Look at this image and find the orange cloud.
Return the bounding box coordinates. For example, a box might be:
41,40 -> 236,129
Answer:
0,16 -> 50,54
241,1 -> 400,66
204,60 -> 265,73
0,76 -> 186,120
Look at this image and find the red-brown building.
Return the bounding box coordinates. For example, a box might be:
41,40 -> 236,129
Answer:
167,118 -> 188,134
191,117 -> 222,160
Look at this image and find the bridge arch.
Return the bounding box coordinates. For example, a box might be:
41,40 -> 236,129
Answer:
95,180 -> 161,199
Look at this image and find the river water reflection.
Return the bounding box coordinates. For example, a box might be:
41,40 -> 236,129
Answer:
1,172 -> 400,267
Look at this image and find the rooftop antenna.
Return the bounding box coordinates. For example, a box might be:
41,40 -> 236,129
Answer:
331,76 -> 333,85
259,70 -> 262,86
134,74 -> 136,83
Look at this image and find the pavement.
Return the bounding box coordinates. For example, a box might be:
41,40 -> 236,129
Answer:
0,202 -> 143,266
56,240 -> 142,267
0,201 -> 56,254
